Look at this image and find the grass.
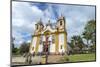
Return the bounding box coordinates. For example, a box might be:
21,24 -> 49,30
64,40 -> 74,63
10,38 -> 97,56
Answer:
69,53 -> 96,62
62,53 -> 96,62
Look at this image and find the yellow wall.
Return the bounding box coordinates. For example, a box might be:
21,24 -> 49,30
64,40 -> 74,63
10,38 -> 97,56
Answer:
30,31 -> 67,55
55,32 -> 59,54
64,32 -> 67,53
35,36 -> 41,54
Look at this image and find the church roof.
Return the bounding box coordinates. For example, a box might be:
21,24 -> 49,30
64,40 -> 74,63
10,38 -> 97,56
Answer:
41,23 -> 57,34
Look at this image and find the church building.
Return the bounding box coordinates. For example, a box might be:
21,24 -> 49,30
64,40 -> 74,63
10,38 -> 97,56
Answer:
30,15 -> 67,55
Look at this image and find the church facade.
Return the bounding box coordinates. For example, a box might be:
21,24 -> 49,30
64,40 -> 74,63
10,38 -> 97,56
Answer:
29,16 -> 67,55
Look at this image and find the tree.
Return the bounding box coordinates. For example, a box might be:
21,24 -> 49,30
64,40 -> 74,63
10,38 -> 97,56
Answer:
82,20 -> 96,48
90,44 -> 96,52
12,37 -> 15,50
12,48 -> 19,55
12,37 -> 19,54
19,42 -> 30,55
72,36 -> 84,49
70,35 -> 84,54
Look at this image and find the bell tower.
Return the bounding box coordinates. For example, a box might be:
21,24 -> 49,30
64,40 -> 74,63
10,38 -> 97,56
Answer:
56,15 -> 67,55
56,15 -> 66,32
35,19 -> 44,35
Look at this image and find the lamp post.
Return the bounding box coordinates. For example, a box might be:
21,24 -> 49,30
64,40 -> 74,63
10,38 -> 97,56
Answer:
44,35 -> 51,64
45,36 -> 48,64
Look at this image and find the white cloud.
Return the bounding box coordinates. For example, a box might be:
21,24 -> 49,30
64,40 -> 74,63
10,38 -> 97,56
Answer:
12,2 -> 44,47
56,5 -> 96,41
31,6 -> 44,20
12,1 -> 95,47
12,1 -> 57,47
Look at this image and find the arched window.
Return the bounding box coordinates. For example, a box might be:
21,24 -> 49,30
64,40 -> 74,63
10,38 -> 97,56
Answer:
61,45 -> 63,49
60,21 -> 62,26
37,25 -> 38,29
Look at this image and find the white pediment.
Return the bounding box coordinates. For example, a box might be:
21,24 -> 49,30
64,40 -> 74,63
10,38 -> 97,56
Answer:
41,25 -> 56,34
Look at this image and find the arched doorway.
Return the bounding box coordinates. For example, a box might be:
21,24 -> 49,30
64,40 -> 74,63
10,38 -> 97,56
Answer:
43,31 -> 51,55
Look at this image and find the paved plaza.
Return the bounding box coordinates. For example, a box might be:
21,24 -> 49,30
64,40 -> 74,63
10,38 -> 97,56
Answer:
12,55 -> 64,65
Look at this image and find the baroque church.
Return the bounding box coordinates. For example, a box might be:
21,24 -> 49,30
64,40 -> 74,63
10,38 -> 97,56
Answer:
29,15 -> 67,55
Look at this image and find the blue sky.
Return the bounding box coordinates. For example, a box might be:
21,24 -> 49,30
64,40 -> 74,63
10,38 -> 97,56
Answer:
12,1 -> 95,47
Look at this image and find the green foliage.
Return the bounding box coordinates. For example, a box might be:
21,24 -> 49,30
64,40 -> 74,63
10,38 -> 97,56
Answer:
12,37 -> 31,55
60,54 -> 95,62
19,42 -> 30,55
82,20 -> 96,45
69,19 -> 96,54
90,44 -> 96,52
68,53 -> 95,62
12,37 -> 20,55
82,20 -> 96,53
12,47 -> 20,55
70,35 -> 84,54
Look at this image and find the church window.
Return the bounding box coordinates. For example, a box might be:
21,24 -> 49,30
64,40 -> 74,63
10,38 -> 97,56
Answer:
61,45 -> 63,49
36,25 -> 38,29
60,21 -> 62,26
